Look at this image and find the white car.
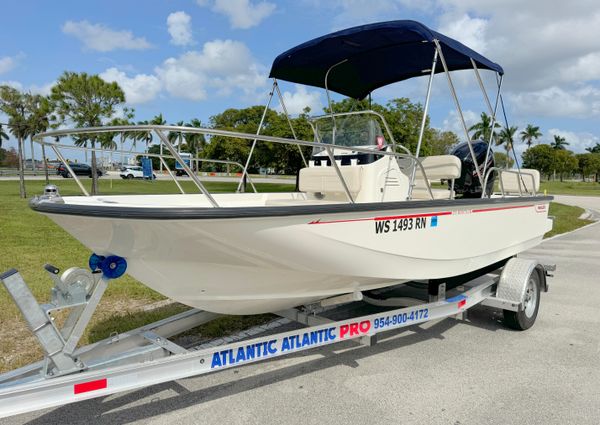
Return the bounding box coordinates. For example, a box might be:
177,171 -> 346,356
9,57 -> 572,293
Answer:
120,166 -> 156,180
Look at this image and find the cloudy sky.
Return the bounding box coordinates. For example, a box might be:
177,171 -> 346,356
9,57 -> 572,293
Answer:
1,0 -> 599,158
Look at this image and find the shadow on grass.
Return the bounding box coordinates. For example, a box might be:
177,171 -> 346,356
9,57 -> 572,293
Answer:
87,303 -> 275,347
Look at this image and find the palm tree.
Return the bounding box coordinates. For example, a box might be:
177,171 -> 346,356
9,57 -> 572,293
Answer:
27,96 -> 51,182
468,112 -> 501,142
168,120 -> 186,153
133,120 -> 153,154
184,118 -> 206,172
498,126 -> 518,164
0,124 -> 9,149
520,124 -> 542,149
585,143 -> 600,153
551,135 -> 569,150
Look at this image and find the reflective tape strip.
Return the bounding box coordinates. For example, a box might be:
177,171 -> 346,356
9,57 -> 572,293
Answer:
73,378 -> 107,394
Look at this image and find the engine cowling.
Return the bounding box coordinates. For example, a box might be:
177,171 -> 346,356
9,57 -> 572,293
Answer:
449,140 -> 495,197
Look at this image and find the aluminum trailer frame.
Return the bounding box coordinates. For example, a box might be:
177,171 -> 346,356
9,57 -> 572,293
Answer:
0,258 -> 554,419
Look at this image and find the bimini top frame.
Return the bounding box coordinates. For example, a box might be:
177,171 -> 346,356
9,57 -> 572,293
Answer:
267,19 -> 528,197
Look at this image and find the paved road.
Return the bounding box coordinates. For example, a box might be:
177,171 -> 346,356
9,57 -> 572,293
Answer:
4,200 -> 600,425
554,195 -> 600,219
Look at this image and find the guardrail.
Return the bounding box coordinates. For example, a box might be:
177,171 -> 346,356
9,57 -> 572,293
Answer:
33,124 -> 438,206
482,167 -> 537,197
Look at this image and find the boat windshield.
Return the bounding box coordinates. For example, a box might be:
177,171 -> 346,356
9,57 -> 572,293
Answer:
312,115 -> 386,155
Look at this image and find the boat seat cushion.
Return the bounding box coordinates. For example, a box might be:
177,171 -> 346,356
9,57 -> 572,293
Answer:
299,166 -> 362,194
410,155 -> 460,200
415,155 -> 461,181
500,169 -> 540,194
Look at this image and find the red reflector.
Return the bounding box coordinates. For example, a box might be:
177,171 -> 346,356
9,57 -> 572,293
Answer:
458,299 -> 467,309
74,378 -> 107,394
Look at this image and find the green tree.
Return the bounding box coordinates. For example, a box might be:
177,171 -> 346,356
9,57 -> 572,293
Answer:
520,124 -> 542,149
576,153 -> 600,182
26,94 -> 52,182
0,86 -> 28,197
206,106 -> 278,172
497,125 -> 518,163
425,129 -> 459,156
184,118 -> 206,172
103,107 -> 136,166
553,149 -> 577,181
494,151 -> 514,169
550,134 -> 569,150
0,86 -> 52,197
522,144 -> 556,180
132,120 -> 152,153
1,147 -> 19,168
168,120 -> 186,153
51,72 -> 125,194
468,112 -> 500,143
585,143 -> 600,154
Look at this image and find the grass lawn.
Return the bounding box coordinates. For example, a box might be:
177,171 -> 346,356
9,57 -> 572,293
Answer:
540,180 -> 600,196
545,202 -> 594,238
0,178 -> 293,372
0,178 -> 594,372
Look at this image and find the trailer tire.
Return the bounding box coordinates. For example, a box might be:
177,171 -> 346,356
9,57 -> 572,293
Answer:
503,269 -> 541,331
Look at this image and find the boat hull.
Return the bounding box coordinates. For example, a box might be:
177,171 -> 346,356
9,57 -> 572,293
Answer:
37,196 -> 552,314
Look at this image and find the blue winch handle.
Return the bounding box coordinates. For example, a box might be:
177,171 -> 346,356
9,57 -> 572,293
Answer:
88,253 -> 105,272
89,253 -> 127,279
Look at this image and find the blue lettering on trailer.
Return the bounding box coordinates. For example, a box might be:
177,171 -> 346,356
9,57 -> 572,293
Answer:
211,339 -> 277,369
210,328 -> 337,369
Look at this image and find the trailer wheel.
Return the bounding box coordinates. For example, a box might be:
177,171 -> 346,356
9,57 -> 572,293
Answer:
503,270 -> 541,330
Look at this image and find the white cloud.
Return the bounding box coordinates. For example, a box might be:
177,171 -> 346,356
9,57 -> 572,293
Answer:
277,85 -> 323,115
0,80 -> 54,96
100,67 -> 161,104
509,86 -> 600,118
438,14 -> 488,55
200,0 -> 276,29
155,39 -> 267,101
430,1 -> 600,94
29,82 -> 54,96
0,56 -> 16,75
322,0 -> 434,29
167,11 -> 194,46
441,109 -> 479,138
62,20 -> 152,52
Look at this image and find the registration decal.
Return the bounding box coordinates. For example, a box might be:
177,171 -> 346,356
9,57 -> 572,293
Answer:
307,204 -> 535,228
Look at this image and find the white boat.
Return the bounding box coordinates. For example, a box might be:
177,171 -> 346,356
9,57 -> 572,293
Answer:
31,21 -> 552,314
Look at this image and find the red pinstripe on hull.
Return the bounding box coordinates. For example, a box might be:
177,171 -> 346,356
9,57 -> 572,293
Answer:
308,204 -> 536,225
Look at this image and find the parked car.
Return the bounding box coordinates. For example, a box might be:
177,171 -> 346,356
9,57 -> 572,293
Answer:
56,163 -> 102,178
120,165 -> 156,180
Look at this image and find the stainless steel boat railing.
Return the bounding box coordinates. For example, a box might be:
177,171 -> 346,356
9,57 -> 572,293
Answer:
482,167 -> 537,198
33,124 -> 439,206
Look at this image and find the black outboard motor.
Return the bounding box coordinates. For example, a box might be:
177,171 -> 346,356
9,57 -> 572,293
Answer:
450,140 -> 495,197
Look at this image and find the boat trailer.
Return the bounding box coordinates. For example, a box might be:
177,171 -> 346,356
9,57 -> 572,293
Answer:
0,257 -> 554,418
